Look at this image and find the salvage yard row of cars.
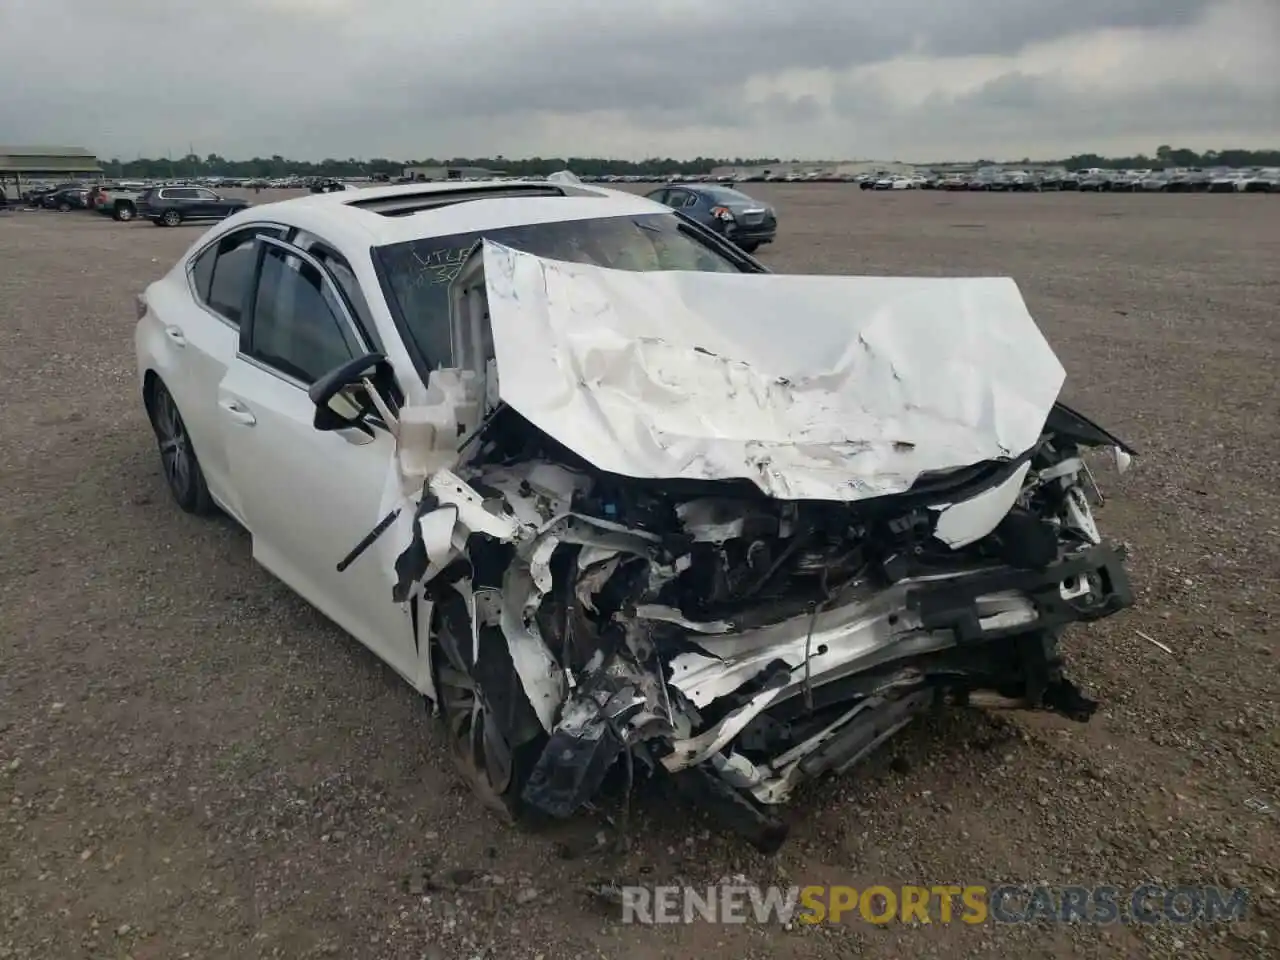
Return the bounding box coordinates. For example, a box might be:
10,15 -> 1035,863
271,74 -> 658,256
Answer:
13,180 -> 252,224
865,167 -> 1280,192
7,164 -> 1277,221
587,167 -> 1280,192
9,175 -> 783,250
131,178 -> 1137,850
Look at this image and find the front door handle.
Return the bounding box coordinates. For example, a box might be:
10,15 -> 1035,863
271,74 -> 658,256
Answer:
164,325 -> 186,347
218,398 -> 257,426
336,426 -> 374,446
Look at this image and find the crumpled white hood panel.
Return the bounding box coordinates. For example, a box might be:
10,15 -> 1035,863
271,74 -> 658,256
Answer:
481,241 -> 1065,502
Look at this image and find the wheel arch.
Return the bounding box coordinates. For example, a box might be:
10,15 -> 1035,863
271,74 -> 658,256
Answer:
142,368 -> 162,417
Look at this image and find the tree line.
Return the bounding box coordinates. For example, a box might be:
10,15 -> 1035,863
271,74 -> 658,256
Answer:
1059,146 -> 1279,171
101,146 -> 1279,180
100,154 -> 785,179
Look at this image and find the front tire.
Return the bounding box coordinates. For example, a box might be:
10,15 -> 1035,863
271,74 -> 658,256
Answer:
146,380 -> 213,514
114,203 -> 135,222
57,201 -> 72,212
433,594 -> 544,821
737,241 -> 760,253
162,209 -> 182,227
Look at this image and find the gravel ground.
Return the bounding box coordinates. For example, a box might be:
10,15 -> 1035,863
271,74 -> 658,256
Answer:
1,186 -> 1277,959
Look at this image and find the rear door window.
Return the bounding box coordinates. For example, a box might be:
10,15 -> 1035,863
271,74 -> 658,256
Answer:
189,226 -> 288,325
665,188 -> 695,208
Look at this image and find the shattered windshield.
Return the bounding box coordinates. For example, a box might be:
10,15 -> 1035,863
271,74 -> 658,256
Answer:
375,212 -> 744,370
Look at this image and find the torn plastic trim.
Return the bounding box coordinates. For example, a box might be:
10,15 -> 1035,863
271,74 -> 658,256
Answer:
426,468 -> 530,545
520,648 -> 678,817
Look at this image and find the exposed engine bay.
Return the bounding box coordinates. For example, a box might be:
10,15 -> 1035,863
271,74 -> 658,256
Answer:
348,242 -> 1138,851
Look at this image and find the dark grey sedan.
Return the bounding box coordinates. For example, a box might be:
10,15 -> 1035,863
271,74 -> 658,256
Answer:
644,184 -> 777,252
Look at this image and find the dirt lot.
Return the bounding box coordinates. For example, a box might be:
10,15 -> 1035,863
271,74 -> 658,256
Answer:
1,186 -> 1277,959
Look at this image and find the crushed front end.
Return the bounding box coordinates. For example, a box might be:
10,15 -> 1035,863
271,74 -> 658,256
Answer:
388,401 -> 1134,852
370,241 -> 1137,851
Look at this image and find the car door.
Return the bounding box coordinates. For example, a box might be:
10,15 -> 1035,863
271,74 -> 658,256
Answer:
207,190 -> 241,218
217,236 -> 419,684
188,188 -> 218,218
178,187 -> 204,216
168,224 -> 288,514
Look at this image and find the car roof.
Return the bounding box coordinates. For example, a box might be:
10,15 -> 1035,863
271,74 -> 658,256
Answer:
229,180 -> 672,248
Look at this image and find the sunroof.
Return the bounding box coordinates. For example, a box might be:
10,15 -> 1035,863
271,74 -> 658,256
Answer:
346,184 -> 567,217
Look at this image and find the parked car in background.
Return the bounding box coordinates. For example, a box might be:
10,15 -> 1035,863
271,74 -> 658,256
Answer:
309,178 -> 348,194
43,185 -> 91,211
91,183 -> 148,221
24,181 -> 80,207
136,186 -> 250,226
1240,169 -> 1278,193
1164,171 -> 1207,192
872,176 -> 914,190
1208,172 -> 1247,193
644,183 -> 777,252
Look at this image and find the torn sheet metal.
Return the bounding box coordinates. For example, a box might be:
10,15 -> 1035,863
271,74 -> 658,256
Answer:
479,240 -> 1066,502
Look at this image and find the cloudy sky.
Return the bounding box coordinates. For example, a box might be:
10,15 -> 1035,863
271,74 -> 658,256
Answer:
1,0 -> 1276,162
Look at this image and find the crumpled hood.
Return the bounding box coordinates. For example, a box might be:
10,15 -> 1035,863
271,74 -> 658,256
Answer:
479,240 -> 1066,502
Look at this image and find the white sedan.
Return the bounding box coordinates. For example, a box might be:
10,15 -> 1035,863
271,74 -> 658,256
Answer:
137,181 -> 1136,850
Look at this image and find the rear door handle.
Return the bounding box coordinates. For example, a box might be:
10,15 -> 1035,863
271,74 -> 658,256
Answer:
164,325 -> 186,347
218,398 -> 257,426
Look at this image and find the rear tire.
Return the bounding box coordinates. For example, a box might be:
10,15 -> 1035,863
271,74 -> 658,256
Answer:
146,379 -> 213,514
737,241 -> 760,253
57,201 -> 72,212
114,203 -> 135,222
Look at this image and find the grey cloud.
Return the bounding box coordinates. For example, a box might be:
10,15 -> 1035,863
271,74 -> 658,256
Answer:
0,0 -> 1267,160
358,0 -> 1215,118
830,67 -> 1280,159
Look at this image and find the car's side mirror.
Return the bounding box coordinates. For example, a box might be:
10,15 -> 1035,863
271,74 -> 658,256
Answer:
308,352 -> 398,432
